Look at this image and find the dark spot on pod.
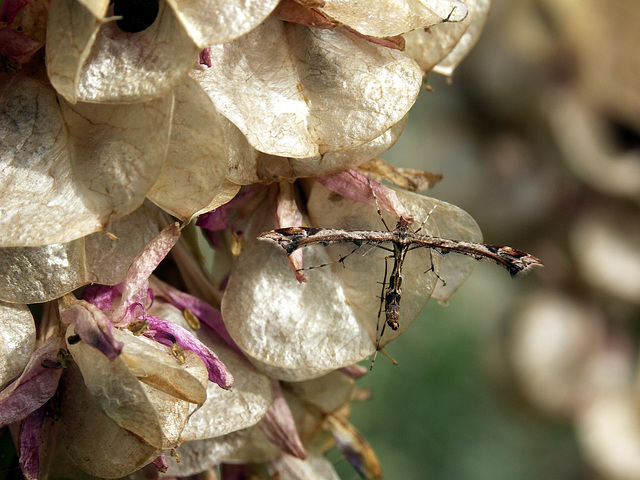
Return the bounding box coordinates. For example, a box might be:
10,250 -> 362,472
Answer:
113,0 -> 160,33
67,334 -> 81,345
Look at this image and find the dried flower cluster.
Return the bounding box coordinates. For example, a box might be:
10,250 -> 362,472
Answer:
1,0 -> 494,478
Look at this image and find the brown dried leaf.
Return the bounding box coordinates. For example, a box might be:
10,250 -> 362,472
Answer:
358,157 -> 443,191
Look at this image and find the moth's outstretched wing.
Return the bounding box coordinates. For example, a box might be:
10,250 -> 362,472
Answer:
259,227 -> 392,256
409,235 -> 543,276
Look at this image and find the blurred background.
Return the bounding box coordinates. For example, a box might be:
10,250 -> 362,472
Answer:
337,1 -> 640,479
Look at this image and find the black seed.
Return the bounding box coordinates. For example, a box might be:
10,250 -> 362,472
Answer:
67,334 -> 81,345
114,0 -> 159,33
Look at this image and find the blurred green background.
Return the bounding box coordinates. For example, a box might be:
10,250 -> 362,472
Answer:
332,1 -> 640,479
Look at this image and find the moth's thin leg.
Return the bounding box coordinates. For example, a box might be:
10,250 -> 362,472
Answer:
413,201 -> 440,235
370,320 -> 388,370
425,249 -> 446,286
371,254 -> 391,371
367,177 -> 391,232
376,255 -> 390,329
406,244 -> 447,286
297,243 -> 365,271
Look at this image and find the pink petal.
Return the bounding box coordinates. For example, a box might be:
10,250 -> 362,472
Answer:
199,47 -> 212,67
221,464 -> 249,479
275,182 -> 307,283
150,277 -> 240,353
19,404 -> 46,480
339,364 -> 368,380
81,284 -> 120,311
196,206 -> 228,231
315,170 -> 410,221
151,454 -> 168,472
259,380 -> 307,459
60,300 -> 123,361
0,0 -> 29,23
0,336 -> 64,428
0,27 -> 44,63
343,26 -> 405,50
146,316 -> 233,389
196,186 -> 263,235
120,223 -> 181,306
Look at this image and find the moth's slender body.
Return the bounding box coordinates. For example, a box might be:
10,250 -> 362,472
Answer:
383,242 -> 408,331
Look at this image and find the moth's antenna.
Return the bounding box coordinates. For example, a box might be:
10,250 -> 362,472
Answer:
413,201 -> 440,235
367,178 -> 391,232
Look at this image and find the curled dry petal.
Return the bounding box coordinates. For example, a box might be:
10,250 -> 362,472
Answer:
151,454 -> 168,473
0,335 -> 65,428
357,157 -> 443,192
318,0 -> 468,38
222,183 -> 480,380
0,0 -> 48,63
259,380 -> 307,459
192,17 -> 422,158
149,276 -> 237,349
146,316 -> 234,389
0,27 -> 44,63
0,71 -> 171,248
323,413 -> 383,479
19,404 -> 46,480
46,0 -> 200,103
339,364 -> 368,380
1,0 -> 30,23
59,296 -> 123,361
274,0 -> 338,30
147,76 -> 241,220
166,0 -> 280,47
315,170 -> 410,220
81,284 -> 119,310
0,301 -> 36,388
0,202 -> 167,304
